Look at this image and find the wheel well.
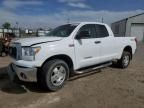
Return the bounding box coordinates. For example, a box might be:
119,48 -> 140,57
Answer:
123,46 -> 132,59
37,54 -> 74,81
42,54 -> 74,72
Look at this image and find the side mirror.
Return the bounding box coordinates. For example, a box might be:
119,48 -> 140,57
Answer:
76,31 -> 90,39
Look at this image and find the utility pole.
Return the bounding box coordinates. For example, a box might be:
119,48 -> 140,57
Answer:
16,22 -> 20,37
66,11 -> 70,24
67,17 -> 70,24
102,17 -> 104,23
16,22 -> 19,29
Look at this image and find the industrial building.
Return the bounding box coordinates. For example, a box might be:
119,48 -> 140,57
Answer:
111,13 -> 144,42
0,28 -> 20,38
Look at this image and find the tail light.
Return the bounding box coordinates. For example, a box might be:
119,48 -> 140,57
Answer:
130,38 -> 137,45
135,38 -> 138,44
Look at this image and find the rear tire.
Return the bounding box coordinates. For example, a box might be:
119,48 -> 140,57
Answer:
39,59 -> 69,91
117,51 -> 131,68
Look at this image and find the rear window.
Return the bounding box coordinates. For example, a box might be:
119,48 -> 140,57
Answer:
95,25 -> 109,38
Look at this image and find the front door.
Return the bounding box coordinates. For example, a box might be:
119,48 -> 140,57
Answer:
74,24 -> 101,69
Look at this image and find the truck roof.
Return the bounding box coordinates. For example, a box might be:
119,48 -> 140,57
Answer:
69,22 -> 107,26
69,22 -> 107,25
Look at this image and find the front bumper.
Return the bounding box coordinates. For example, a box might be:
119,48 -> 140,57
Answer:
8,63 -> 37,82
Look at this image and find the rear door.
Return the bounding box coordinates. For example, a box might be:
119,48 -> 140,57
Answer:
74,24 -> 101,68
95,24 -> 117,63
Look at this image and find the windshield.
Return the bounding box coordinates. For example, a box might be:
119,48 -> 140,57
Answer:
46,24 -> 78,37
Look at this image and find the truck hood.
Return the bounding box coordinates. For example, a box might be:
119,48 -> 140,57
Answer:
13,37 -> 63,46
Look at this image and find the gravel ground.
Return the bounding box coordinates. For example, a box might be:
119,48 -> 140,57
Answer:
0,43 -> 144,108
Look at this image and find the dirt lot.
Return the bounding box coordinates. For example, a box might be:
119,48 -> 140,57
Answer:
0,43 -> 144,108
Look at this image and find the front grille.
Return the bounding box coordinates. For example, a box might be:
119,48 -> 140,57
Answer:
9,43 -> 22,60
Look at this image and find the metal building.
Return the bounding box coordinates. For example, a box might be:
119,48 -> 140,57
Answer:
111,13 -> 144,42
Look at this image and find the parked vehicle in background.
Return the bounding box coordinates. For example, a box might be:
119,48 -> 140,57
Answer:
8,22 -> 137,91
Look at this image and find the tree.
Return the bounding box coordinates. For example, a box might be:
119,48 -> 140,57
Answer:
2,22 -> 11,29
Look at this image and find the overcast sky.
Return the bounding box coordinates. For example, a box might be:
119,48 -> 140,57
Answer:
0,0 -> 144,28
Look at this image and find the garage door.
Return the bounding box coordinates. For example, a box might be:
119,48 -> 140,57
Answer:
131,24 -> 144,42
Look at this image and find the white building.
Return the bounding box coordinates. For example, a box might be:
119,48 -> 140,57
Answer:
37,30 -> 50,36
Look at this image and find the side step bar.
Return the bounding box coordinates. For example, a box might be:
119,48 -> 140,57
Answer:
75,62 -> 112,74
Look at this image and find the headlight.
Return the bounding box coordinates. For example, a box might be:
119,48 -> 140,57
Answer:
22,46 -> 41,61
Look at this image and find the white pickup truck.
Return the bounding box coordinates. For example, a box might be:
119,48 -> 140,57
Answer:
8,22 -> 137,91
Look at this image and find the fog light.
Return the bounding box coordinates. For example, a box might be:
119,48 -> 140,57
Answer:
20,73 -> 27,79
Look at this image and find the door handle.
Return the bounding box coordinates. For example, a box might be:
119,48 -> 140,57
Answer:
94,41 -> 101,44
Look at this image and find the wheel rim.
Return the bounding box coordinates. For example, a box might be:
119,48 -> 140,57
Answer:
50,65 -> 66,86
123,55 -> 130,67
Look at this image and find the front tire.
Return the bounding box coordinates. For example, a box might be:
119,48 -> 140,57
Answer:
117,51 -> 131,68
40,59 -> 69,91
